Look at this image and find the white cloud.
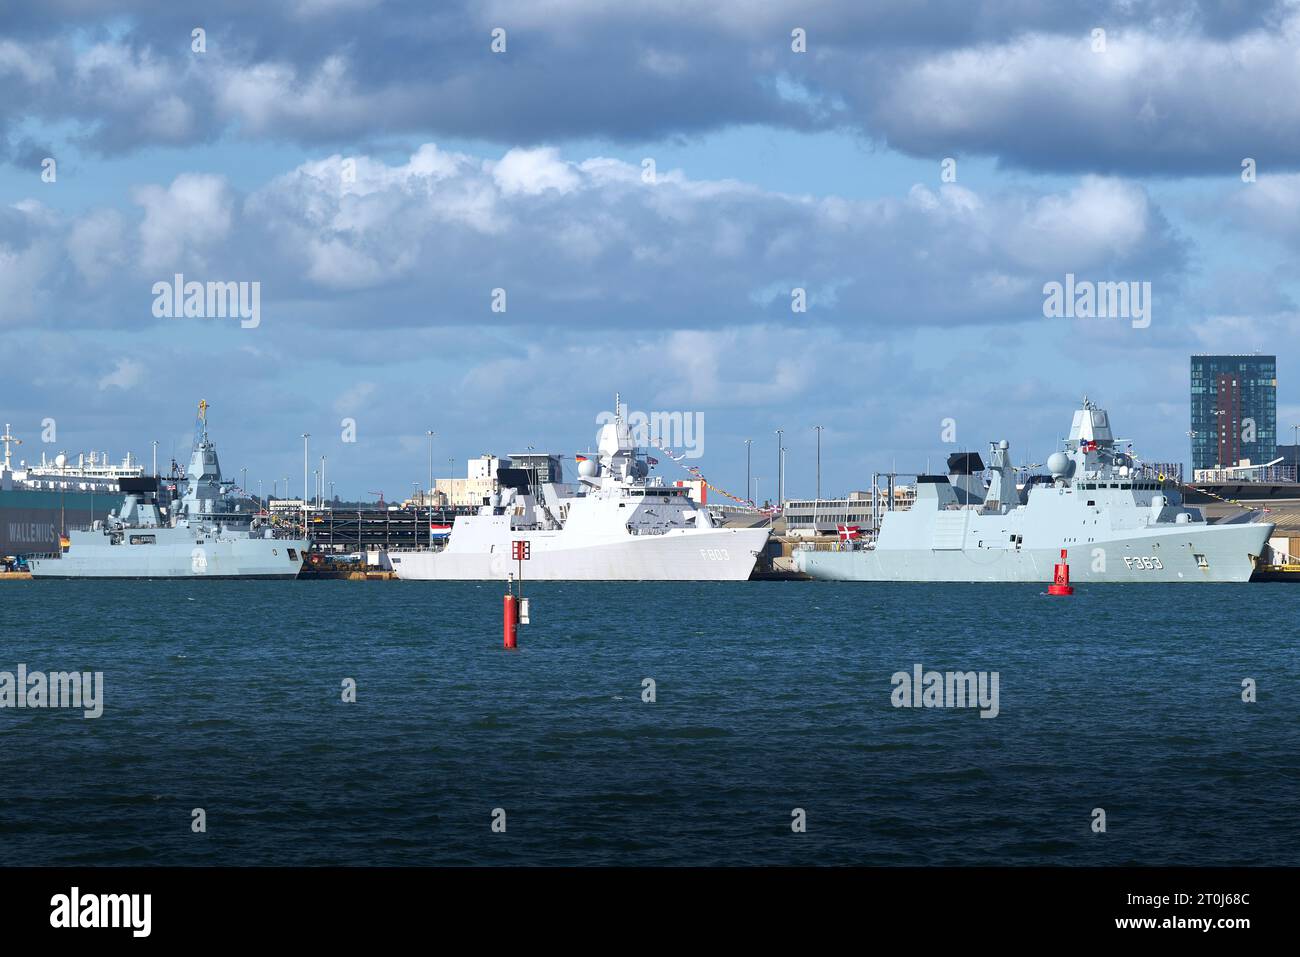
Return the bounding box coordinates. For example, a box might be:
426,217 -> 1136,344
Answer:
133,173 -> 233,273
5,142 -> 1184,333
98,357 -> 143,390
333,381 -> 377,415
491,148 -> 581,196
68,209 -> 128,285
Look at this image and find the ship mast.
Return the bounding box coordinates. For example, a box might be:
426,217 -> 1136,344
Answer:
0,423 -> 19,471
196,399 -> 209,444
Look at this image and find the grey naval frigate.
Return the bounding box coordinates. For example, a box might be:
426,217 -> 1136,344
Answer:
794,398 -> 1272,583
30,402 -> 307,579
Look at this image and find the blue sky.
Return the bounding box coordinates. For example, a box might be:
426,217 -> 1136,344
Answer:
4,0 -> 1300,501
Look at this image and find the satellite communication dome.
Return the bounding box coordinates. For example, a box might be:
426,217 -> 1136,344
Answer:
999,440 -> 1009,449
54,453 -> 67,468
1046,451 -> 1072,477
577,458 -> 598,478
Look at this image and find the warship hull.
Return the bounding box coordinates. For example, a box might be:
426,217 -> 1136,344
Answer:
795,522 -> 1270,583
391,527 -> 768,581
29,538 -> 308,579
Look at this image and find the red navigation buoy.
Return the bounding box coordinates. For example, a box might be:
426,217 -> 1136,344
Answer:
503,592 -> 519,648
1048,548 -> 1074,595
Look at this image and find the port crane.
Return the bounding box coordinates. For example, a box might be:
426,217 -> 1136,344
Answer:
368,490 -> 387,509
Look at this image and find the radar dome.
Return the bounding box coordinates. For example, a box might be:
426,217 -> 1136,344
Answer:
1046,451 -> 1072,477
54,453 -> 67,468
577,458 -> 599,478
999,440 -> 1009,449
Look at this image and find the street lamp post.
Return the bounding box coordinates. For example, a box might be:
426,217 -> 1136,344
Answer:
426,432 -> 435,501
745,439 -> 752,506
427,430 -> 436,546
780,447 -> 787,508
774,429 -> 783,508
302,433 -> 310,534
151,440 -> 158,477
814,425 -> 823,502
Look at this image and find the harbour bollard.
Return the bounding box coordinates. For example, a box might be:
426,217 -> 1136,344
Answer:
1048,548 -> 1074,595
503,592 -> 519,649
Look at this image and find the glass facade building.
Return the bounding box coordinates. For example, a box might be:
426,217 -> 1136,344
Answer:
1189,355 -> 1277,470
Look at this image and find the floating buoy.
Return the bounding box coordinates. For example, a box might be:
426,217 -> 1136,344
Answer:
503,592 -> 519,649
1048,548 -> 1074,595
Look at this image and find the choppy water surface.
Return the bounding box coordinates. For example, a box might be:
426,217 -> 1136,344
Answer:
1,580 -> 1296,866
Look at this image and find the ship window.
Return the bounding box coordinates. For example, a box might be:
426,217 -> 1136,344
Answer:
1087,501 -> 1095,507
287,549 -> 299,561
129,534 -> 156,545
1194,553 -> 1208,568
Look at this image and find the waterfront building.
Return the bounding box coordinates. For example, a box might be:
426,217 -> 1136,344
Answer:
435,455 -> 510,507
508,452 -> 564,485
1190,355 -> 1277,470
783,488 -> 916,538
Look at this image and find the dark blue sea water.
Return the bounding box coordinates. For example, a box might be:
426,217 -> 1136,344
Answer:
1,580 -> 1296,866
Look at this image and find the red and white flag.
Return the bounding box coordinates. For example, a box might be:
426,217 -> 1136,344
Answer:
837,524 -> 860,541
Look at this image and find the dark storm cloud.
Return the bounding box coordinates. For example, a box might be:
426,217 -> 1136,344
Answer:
1,1 -> 1298,172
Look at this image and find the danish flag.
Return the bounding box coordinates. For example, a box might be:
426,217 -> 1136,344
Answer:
1081,440 -> 1098,452
837,524 -> 860,541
